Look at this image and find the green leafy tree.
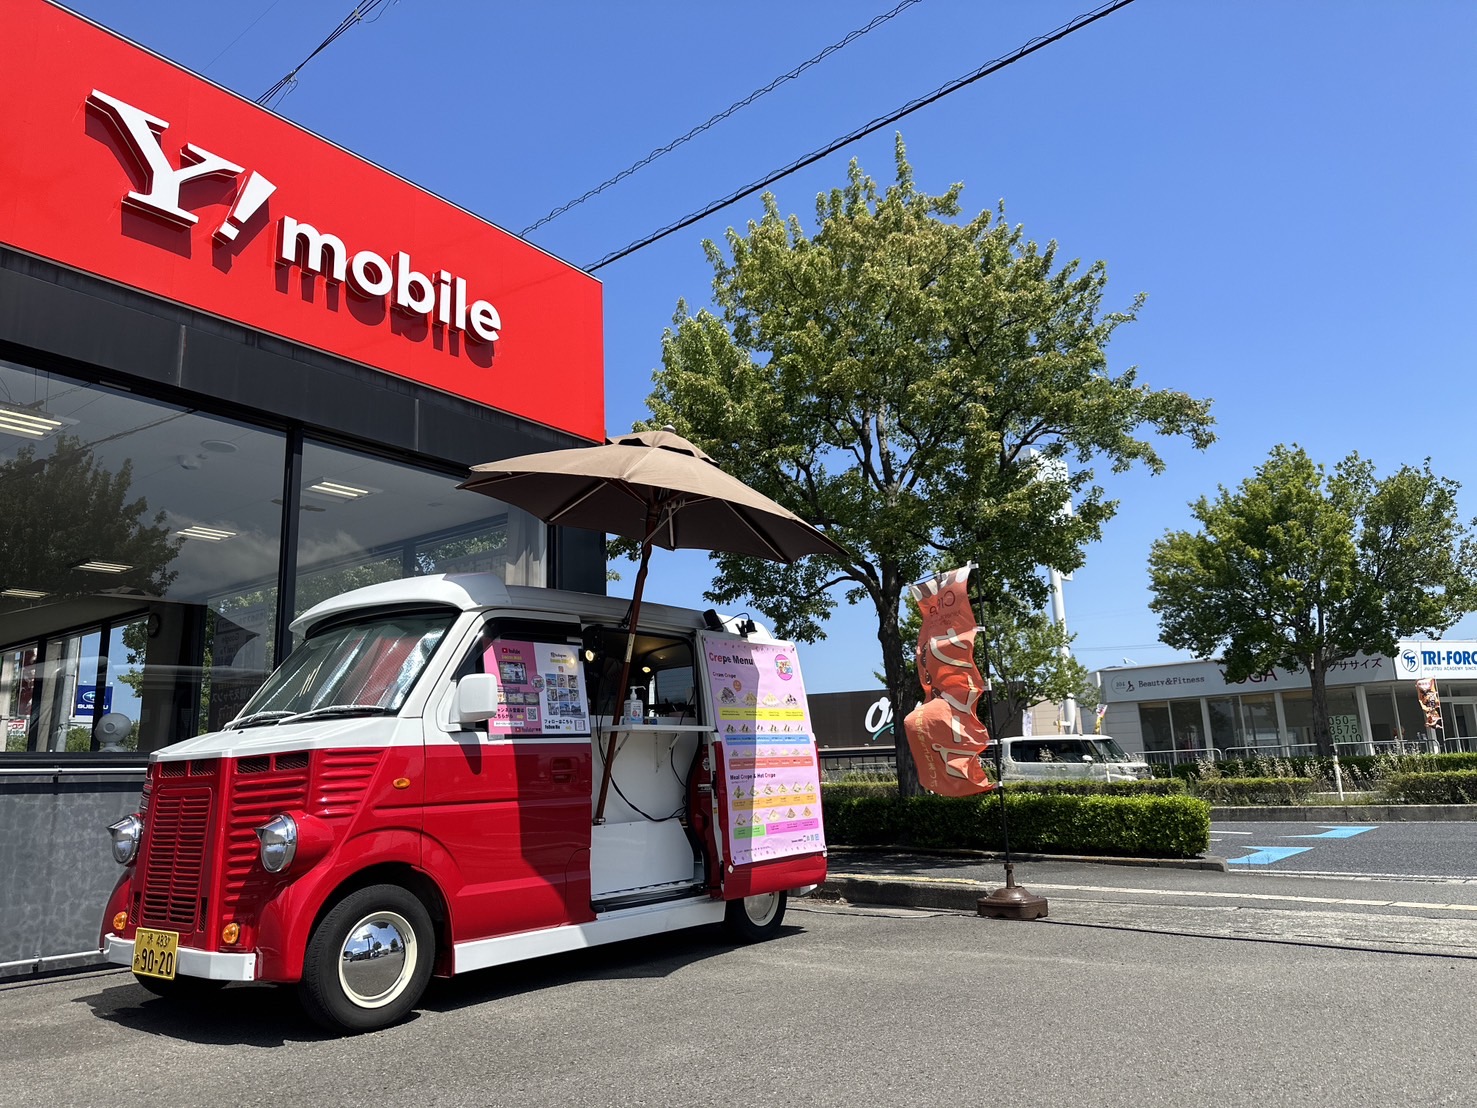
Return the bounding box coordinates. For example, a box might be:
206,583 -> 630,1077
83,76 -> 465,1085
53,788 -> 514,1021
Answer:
0,435 -> 178,601
1148,445 -> 1477,756
644,137 -> 1213,794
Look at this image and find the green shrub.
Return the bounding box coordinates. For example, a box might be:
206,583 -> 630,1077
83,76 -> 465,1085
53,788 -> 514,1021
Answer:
1190,776 -> 1317,805
819,789 -> 1210,858
1382,771 -> 1477,805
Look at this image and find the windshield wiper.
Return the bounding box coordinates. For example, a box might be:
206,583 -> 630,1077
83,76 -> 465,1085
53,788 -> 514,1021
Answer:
229,710 -> 296,729
280,704 -> 393,724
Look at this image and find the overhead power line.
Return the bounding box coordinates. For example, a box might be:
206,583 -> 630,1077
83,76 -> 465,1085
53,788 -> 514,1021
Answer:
203,0 -> 285,74
520,0 -> 926,237
256,0 -> 397,108
586,0 -> 1138,273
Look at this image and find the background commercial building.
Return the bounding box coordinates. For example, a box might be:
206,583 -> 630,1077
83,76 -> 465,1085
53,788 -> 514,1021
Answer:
1095,646 -> 1477,765
0,1 -> 605,974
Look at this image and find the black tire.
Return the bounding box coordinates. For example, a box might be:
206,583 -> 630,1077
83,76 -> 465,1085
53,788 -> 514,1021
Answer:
298,883 -> 435,1033
723,891 -> 787,943
132,973 -> 229,1002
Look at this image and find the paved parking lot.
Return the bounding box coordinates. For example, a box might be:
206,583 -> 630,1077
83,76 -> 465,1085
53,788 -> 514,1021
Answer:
5,899 -> 1473,1107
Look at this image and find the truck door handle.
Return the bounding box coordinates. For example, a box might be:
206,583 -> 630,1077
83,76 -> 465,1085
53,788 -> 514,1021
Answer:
550,756 -> 575,782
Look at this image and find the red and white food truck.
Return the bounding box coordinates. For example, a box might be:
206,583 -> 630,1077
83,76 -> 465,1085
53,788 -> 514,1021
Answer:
100,573 -> 827,1031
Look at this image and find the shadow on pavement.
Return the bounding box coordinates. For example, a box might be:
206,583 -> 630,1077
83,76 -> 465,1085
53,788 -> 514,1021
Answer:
426,921 -> 807,1015
75,979 -> 342,1046
73,920 -> 810,1038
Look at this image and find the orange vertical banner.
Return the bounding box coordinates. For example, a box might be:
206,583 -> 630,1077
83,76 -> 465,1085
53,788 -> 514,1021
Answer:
903,567 -> 993,796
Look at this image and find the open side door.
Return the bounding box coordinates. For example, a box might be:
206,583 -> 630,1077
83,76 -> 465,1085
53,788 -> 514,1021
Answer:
697,632 -> 827,900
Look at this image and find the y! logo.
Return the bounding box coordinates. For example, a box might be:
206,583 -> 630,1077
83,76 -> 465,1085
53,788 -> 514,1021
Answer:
86,90 -> 276,243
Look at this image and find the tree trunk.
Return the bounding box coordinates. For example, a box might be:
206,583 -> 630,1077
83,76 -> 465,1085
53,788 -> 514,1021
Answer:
1308,656 -> 1334,758
876,582 -> 922,798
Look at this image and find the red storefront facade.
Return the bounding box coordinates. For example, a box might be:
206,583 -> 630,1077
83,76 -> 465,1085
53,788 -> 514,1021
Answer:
0,0 -> 607,975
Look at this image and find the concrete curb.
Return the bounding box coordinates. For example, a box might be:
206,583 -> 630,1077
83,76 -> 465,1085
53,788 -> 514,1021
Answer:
816,875 -> 992,914
828,844 -> 1228,872
1209,804 -> 1477,822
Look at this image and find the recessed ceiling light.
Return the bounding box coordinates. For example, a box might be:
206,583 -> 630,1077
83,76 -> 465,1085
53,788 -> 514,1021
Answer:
200,439 -> 239,453
308,481 -> 373,499
177,525 -> 238,541
1,587 -> 48,599
0,405 -> 69,439
76,560 -> 132,574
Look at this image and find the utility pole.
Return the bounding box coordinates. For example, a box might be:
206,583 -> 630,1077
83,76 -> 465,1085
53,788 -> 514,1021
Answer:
1048,564 -> 1076,733
1031,449 -> 1077,733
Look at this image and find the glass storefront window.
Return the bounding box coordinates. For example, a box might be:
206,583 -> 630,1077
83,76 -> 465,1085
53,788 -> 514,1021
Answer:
1366,686 -> 1401,748
1396,682 -> 1438,752
0,363 -> 557,757
293,439 -> 546,624
1206,697 -> 1240,756
0,360 -> 284,753
1236,693 -> 1280,755
1138,702 -> 1172,753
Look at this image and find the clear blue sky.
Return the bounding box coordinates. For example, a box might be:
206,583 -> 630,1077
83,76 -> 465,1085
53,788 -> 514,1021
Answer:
62,0 -> 1477,692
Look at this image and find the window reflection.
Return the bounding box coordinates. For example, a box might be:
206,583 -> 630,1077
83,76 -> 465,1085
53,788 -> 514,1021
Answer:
293,439 -> 544,622
0,362 -> 551,756
0,360 -> 284,753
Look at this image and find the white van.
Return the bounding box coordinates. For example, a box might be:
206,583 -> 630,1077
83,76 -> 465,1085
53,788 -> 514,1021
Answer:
994,734 -> 1152,783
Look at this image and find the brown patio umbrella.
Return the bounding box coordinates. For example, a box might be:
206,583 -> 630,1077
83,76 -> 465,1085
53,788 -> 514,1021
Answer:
459,426 -> 845,822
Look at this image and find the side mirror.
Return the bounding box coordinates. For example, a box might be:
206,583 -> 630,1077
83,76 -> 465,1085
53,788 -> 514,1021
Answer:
453,673 -> 500,726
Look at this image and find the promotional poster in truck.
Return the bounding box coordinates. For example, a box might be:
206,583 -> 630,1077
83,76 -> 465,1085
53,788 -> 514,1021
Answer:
100,573 -> 827,1031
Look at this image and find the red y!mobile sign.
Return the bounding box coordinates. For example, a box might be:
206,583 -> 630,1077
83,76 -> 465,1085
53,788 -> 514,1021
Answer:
0,1 -> 605,442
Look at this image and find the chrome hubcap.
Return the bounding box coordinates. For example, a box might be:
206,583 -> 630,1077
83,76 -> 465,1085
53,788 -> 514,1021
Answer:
744,892 -> 780,927
337,909 -> 417,1009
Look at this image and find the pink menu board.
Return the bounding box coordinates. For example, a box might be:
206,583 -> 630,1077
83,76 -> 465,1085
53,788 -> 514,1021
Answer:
701,634 -> 824,865
481,639 -> 590,736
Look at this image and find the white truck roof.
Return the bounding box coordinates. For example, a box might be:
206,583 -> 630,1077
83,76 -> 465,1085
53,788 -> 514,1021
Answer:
291,572 -> 759,638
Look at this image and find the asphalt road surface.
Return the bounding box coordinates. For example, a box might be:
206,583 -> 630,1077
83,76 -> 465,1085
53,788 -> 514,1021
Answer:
4,891 -> 1473,1108
1209,819 -> 1477,879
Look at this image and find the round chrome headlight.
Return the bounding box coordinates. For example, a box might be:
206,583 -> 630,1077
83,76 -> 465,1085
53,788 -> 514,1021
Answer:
107,814 -> 143,865
254,813 -> 298,874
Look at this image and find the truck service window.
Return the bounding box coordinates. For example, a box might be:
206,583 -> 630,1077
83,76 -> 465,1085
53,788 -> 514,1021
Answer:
233,610 -> 455,722
580,625 -> 700,723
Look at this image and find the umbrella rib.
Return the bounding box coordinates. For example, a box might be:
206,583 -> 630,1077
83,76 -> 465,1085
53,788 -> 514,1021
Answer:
542,480 -> 636,524
727,505 -> 788,561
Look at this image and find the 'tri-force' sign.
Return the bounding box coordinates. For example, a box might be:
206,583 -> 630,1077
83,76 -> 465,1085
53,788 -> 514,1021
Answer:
0,0 -> 603,441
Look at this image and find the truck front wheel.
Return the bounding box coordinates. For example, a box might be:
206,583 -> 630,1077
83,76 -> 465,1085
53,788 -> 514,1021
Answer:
298,884 -> 435,1033
724,891 -> 787,942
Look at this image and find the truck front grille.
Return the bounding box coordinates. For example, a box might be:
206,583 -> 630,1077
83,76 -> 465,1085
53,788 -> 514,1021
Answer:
139,786 -> 213,931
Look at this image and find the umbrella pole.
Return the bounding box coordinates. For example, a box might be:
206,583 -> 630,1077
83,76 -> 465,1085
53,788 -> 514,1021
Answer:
593,537 -> 653,825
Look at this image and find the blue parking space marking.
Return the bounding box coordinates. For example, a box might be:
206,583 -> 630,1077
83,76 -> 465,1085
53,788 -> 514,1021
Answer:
1290,826 -> 1377,839
1227,846 -> 1313,866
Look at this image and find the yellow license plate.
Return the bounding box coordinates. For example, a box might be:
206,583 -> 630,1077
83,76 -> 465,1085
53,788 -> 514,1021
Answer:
131,928 -> 179,980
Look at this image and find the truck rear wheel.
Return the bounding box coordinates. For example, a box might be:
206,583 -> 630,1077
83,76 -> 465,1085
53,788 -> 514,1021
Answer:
298,884 -> 435,1033
724,891 -> 786,942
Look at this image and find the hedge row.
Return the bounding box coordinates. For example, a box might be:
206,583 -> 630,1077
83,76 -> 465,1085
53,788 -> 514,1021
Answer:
823,778 -> 1184,801
1190,776 -> 1318,805
1382,771 -> 1477,805
820,789 -> 1210,858
1163,752 -> 1477,783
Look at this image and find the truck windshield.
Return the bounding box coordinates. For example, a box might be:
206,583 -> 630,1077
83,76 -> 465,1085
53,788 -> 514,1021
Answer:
233,611 -> 455,724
